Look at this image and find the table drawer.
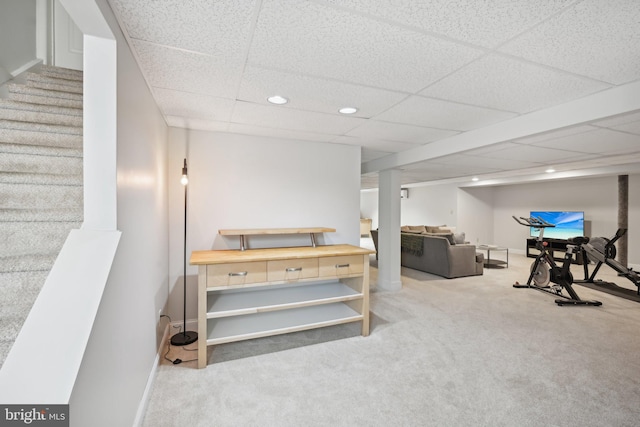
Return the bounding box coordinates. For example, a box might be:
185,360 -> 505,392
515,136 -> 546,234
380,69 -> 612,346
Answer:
267,258 -> 319,281
319,255 -> 364,277
207,262 -> 267,287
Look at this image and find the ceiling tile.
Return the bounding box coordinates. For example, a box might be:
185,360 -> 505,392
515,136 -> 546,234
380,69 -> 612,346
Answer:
110,0 -> 257,57
227,123 -> 337,143
322,0 -> 576,48
133,40 -> 242,99
592,111 -> 640,128
402,160 -> 500,176
530,128 -> 640,154
499,0 -> 640,85
421,54 -> 611,113
345,120 -> 456,144
165,116 -> 229,132
375,96 -> 516,131
481,144 -> 593,163
434,153 -> 540,170
247,0 -> 483,92
610,121 -> 640,136
361,148 -> 392,162
333,135 -> 418,153
153,88 -> 235,121
231,101 -> 365,135
513,125 -> 598,144
237,66 -> 407,116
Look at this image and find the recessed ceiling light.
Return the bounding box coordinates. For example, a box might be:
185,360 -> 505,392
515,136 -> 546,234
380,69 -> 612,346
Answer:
472,177 -> 479,182
267,95 -> 288,105
339,107 -> 358,115
545,168 -> 556,173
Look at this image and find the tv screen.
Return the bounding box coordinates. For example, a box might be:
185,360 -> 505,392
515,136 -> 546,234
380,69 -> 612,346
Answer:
529,211 -> 585,240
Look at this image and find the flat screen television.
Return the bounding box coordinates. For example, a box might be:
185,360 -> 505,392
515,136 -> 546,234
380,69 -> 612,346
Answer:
529,211 -> 585,240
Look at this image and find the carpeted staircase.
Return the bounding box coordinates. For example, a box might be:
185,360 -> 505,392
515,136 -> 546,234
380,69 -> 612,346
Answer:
0,64 -> 83,368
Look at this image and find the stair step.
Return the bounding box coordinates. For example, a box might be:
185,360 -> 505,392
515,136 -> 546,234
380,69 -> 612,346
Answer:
0,142 -> 82,158
0,172 -> 82,186
25,72 -> 83,94
7,85 -> 82,109
0,119 -> 82,136
0,255 -> 57,274
0,208 -> 83,222
0,99 -> 81,118
0,182 -> 83,210
0,127 -> 82,149
40,64 -> 83,82
0,151 -> 82,175
8,83 -> 83,102
0,221 -> 78,258
0,100 -> 82,127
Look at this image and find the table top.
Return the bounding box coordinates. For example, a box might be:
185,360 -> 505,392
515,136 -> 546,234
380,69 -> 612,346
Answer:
190,244 -> 375,265
477,244 -> 508,250
219,227 -> 336,235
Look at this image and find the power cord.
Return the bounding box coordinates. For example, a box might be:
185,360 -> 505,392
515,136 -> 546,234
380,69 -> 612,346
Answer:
160,315 -> 198,365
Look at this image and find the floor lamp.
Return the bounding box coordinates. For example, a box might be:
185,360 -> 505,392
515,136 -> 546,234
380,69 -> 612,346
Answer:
171,158 -> 198,346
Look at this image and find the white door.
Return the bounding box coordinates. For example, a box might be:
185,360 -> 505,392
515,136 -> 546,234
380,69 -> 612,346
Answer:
53,0 -> 83,70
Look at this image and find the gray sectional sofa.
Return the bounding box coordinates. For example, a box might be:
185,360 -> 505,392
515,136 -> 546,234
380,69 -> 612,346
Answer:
370,229 -> 483,279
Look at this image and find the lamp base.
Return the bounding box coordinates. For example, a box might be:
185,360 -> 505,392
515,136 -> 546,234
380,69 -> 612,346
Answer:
170,331 -> 198,346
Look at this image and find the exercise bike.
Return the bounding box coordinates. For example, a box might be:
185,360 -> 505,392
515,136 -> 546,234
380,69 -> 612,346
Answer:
576,228 -> 640,295
512,216 -> 602,306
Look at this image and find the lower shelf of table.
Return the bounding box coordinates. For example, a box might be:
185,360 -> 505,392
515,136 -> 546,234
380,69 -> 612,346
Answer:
207,281 -> 362,318
204,302 -> 363,345
484,259 -> 507,268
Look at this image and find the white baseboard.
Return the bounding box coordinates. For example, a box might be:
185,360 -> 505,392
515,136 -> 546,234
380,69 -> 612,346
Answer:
132,318 -> 198,426
132,321 -> 170,427
11,59 -> 43,77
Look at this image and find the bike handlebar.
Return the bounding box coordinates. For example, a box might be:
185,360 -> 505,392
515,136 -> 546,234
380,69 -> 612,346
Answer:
512,215 -> 555,228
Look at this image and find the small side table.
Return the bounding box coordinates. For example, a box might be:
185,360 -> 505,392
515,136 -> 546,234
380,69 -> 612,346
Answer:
477,245 -> 509,268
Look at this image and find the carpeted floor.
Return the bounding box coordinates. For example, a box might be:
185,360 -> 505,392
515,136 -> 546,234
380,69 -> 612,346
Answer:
142,241 -> 640,427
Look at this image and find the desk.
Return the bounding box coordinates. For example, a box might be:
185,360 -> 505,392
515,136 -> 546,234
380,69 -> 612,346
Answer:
477,245 -> 508,268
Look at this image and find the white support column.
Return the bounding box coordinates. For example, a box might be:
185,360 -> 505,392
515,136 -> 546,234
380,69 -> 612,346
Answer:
377,169 -> 402,291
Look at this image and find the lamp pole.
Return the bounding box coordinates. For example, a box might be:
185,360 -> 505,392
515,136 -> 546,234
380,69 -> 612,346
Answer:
171,158 -> 198,346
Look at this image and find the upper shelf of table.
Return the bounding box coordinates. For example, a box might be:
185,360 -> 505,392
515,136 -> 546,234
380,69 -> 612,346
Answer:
218,227 -> 336,251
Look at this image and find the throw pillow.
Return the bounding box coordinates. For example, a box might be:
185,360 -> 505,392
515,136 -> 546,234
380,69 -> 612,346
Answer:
453,232 -> 466,244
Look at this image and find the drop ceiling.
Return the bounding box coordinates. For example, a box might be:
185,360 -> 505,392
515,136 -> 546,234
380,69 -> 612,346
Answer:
107,0 -> 640,189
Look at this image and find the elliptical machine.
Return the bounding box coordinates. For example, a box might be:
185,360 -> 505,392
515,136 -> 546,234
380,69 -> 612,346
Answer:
512,216 -> 602,306
576,228 -> 640,295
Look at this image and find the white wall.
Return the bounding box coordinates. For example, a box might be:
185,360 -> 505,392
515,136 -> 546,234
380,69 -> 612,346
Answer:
400,184 -> 458,227
167,129 -> 362,326
359,184 -> 458,230
360,190 -> 378,228
457,186 -> 494,246
0,0 -> 37,82
491,175 -> 639,263
363,174 -> 640,265
68,0 -> 169,426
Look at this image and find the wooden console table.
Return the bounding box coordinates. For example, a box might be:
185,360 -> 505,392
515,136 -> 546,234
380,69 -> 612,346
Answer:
191,234 -> 374,368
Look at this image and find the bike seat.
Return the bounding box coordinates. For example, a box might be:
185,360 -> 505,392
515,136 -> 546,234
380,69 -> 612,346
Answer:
568,236 -> 589,245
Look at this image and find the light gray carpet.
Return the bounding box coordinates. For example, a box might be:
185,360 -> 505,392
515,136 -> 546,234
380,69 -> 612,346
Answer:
143,244 -> 640,427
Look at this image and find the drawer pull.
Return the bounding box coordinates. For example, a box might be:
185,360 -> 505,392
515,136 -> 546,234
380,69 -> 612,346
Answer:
335,264 -> 350,269
228,271 -> 248,277
286,267 -> 303,272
